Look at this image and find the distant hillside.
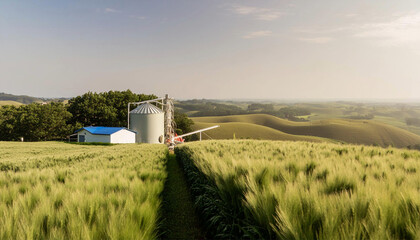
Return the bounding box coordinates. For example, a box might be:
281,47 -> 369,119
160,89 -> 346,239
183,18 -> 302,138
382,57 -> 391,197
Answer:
0,101 -> 24,106
0,93 -> 69,105
192,114 -> 420,148
193,121 -> 334,143
176,99 -> 310,121
0,93 -> 42,104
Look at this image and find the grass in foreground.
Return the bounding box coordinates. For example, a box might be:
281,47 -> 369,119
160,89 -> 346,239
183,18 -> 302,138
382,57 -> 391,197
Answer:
0,142 -> 167,239
176,140 -> 420,239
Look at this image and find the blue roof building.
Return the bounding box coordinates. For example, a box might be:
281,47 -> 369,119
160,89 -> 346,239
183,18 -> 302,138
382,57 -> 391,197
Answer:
75,126 -> 136,144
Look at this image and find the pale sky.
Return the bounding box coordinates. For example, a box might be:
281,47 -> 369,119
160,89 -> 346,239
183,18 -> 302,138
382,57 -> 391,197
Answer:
1,0 -> 420,99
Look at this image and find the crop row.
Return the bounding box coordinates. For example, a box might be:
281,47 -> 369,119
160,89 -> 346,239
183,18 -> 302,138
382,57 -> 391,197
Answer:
176,140 -> 420,239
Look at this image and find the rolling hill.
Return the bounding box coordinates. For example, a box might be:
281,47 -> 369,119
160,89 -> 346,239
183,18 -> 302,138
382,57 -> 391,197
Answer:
0,92 -> 42,104
193,121 -> 334,143
0,101 -> 23,106
0,93 -> 68,105
192,114 -> 420,147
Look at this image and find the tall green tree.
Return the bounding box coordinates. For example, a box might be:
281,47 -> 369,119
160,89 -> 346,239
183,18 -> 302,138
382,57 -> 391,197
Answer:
174,111 -> 194,135
0,105 -> 18,140
0,103 -> 72,141
67,90 -> 157,127
174,111 -> 196,141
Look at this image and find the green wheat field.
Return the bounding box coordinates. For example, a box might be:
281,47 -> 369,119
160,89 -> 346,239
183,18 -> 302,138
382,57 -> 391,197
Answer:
2,140 -> 420,239
0,142 -> 167,239
176,140 -> 420,239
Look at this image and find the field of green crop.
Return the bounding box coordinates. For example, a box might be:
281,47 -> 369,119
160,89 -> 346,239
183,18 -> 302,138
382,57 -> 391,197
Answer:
176,140 -> 420,239
0,142 -> 167,239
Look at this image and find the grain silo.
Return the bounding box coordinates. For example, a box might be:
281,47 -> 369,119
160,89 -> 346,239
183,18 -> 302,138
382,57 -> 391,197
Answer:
129,102 -> 164,144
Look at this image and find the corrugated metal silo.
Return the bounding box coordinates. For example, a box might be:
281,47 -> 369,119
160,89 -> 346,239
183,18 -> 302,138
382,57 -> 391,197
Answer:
129,103 -> 164,144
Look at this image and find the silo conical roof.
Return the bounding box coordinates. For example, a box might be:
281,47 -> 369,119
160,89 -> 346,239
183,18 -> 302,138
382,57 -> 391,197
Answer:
130,102 -> 163,114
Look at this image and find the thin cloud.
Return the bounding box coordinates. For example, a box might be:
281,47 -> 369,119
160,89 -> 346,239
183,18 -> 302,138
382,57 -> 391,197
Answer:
354,12 -> 420,46
104,8 -> 121,13
345,13 -> 358,18
298,37 -> 334,44
243,31 -> 273,39
235,6 -> 260,15
294,26 -> 354,34
257,12 -> 285,21
130,16 -> 146,20
233,5 -> 287,21
295,12 -> 420,47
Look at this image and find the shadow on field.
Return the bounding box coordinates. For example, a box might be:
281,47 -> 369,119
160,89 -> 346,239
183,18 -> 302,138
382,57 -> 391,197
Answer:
159,153 -> 205,240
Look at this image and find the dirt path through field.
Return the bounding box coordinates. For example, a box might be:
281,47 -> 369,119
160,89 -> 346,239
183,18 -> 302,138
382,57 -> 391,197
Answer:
160,154 -> 204,239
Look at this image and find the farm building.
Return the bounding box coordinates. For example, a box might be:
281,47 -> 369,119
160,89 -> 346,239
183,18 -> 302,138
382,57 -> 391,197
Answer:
75,126 -> 136,144
129,102 -> 165,144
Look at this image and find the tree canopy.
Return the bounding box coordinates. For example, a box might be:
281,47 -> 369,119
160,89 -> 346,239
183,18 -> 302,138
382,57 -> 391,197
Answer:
67,90 -> 157,127
0,102 -> 72,141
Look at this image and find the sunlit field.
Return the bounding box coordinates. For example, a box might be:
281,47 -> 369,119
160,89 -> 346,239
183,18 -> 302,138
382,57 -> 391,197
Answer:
176,140 -> 420,239
0,142 -> 167,239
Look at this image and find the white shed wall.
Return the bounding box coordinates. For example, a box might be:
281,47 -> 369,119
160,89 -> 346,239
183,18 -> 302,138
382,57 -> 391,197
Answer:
78,130 -> 110,143
110,130 -> 136,143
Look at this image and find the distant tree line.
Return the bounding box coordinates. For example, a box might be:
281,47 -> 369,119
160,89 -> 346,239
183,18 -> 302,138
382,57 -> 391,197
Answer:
276,107 -> 311,121
0,90 -> 194,141
406,117 -> 420,127
180,102 -> 245,116
345,114 -> 374,120
178,101 -> 311,121
247,103 -> 274,112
